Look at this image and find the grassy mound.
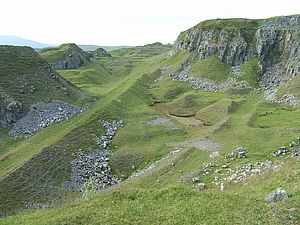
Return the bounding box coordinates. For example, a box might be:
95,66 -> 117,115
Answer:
195,99 -> 234,125
40,43 -> 89,63
189,57 -> 232,83
238,59 -> 260,87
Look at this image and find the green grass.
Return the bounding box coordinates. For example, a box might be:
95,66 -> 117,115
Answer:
1,157 -> 299,224
110,43 -> 171,58
189,56 -> 232,83
239,58 -> 260,86
167,94 -> 217,117
39,43 -> 89,63
195,98 -> 232,125
195,18 -> 263,30
0,44 -> 187,215
0,46 -> 82,112
1,44 -> 300,224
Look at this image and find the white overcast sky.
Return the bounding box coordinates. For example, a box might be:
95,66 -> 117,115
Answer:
1,0 -> 300,46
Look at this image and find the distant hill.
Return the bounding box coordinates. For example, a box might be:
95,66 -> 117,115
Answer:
40,43 -> 91,69
0,35 -> 52,49
79,45 -> 132,51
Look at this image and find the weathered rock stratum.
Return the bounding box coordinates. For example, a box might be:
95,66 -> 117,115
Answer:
171,15 -> 300,105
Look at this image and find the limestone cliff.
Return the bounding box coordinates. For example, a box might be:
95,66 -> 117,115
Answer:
171,15 -> 300,104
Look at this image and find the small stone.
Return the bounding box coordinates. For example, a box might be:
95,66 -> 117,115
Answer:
198,183 -> 206,191
220,183 -> 224,192
192,177 -> 200,183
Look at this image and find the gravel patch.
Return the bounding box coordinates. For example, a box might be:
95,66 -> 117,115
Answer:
145,116 -> 175,127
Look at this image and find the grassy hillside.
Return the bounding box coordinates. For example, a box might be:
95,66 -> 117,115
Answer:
40,43 -> 88,62
79,45 -> 131,51
110,42 -> 171,58
195,18 -> 263,30
238,58 -> 260,86
0,45 -> 82,112
0,43 -> 300,224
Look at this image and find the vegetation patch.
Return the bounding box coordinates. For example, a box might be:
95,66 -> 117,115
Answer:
238,58 -> 260,87
189,57 -> 232,83
195,99 -> 233,125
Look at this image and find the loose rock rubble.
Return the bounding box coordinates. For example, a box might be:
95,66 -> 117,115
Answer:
227,146 -> 247,159
64,119 -> 124,192
196,138 -> 300,189
272,138 -> 300,157
169,65 -> 252,92
26,202 -> 49,209
154,66 -> 171,83
145,116 -> 175,127
9,100 -> 82,138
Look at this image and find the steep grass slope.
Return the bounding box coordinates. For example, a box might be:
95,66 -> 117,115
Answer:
0,45 -> 81,112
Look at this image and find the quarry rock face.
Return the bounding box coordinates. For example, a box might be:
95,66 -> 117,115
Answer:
49,52 -> 84,69
172,15 -> 300,72
43,43 -> 92,70
172,28 -> 256,66
0,100 -> 24,128
171,15 -> 300,104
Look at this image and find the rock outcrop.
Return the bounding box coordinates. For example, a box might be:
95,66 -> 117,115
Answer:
49,53 -> 85,69
91,48 -> 111,57
171,15 -> 300,105
40,43 -> 91,69
172,16 -> 300,70
0,98 -> 24,128
171,19 -> 259,66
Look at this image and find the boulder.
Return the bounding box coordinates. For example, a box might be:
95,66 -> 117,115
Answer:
0,100 -> 24,128
198,183 -> 206,191
265,187 -> 288,202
